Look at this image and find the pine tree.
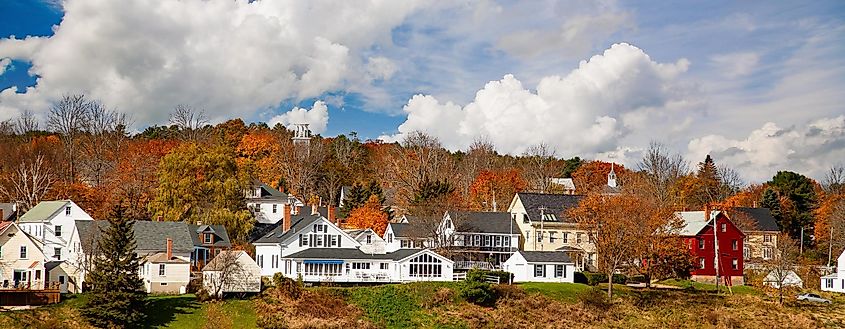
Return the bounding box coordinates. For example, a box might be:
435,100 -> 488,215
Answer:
761,188 -> 782,229
82,204 -> 147,328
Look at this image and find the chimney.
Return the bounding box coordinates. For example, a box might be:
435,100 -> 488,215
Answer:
295,205 -> 302,215
328,206 -> 336,224
704,204 -> 712,223
166,238 -> 173,260
311,204 -> 318,216
156,215 -> 162,222
283,203 -> 292,232
0,209 -> 3,221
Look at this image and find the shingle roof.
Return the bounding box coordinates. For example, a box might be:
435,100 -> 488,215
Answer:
518,251 -> 573,263
18,200 -> 69,223
145,252 -> 190,263
203,250 -> 254,271
731,207 -> 779,232
284,248 -> 424,261
676,211 -> 722,236
516,193 -> 584,223
253,214 -> 323,244
188,224 -> 232,248
0,203 -> 16,221
77,220 -> 195,255
389,223 -> 409,237
448,211 -> 519,234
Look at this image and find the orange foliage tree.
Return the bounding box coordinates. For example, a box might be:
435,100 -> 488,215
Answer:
236,131 -> 282,188
468,169 -> 526,211
572,161 -> 629,193
345,195 -> 389,235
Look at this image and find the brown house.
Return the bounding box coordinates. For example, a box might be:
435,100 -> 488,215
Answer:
189,224 -> 232,272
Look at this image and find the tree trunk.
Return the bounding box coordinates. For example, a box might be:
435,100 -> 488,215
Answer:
779,285 -> 784,305
607,272 -> 613,299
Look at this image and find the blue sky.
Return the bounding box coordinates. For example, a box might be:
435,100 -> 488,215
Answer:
1,0 -> 844,181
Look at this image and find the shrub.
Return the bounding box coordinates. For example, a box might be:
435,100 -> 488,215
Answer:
628,275 -> 649,284
465,268 -> 514,284
196,288 -> 212,302
577,287 -> 611,310
574,272 -> 589,284
580,272 -> 627,286
424,287 -> 455,308
460,281 -> 498,306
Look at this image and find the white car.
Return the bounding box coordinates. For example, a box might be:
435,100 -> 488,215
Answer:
796,293 -> 831,304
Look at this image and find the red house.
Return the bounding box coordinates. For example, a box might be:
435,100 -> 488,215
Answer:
677,207 -> 746,286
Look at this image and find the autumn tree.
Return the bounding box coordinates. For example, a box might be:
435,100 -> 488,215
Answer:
570,193 -> 676,298
170,104 -> 210,142
763,233 -> 800,304
339,181 -> 386,218
78,101 -> 129,187
237,130 -> 283,187
636,142 -> 689,208
572,161 -> 628,193
521,143 -> 560,193
384,131 -> 453,207
345,195 -> 390,235
48,94 -> 91,181
468,169 -> 526,211
111,139 -> 179,220
149,143 -> 253,241
817,165 -> 845,265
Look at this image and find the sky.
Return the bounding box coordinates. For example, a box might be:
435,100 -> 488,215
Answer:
1,0 -> 844,183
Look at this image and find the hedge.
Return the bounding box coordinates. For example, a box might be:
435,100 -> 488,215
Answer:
575,272 -> 627,286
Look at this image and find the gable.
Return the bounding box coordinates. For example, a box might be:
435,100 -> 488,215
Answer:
18,200 -> 68,223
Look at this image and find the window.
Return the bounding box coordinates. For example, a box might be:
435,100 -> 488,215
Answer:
576,233 -> 583,244
494,236 -> 502,247
330,235 -> 338,247
549,232 -> 557,243
401,240 -> 411,248
536,231 -> 543,242
272,255 -> 279,268
380,263 -> 388,270
258,255 -> 264,268
161,282 -> 168,286
562,232 -> 568,243
366,235 -> 372,244
59,276 -> 65,284
763,235 -> 772,243
534,264 -> 545,277
698,238 -> 705,249
301,235 -> 309,247
304,263 -> 342,276
285,260 -> 291,274
554,265 -> 565,278
503,237 -> 510,247
731,258 -> 738,270
159,264 -> 166,276
408,253 -> 443,278
55,225 -> 62,237
65,206 -> 71,216
0,245 -> 3,258
826,279 -> 834,288
54,248 -> 61,259
763,247 -> 773,260
474,235 -> 481,246
204,234 -> 212,244
387,233 -> 394,243
20,246 -> 27,259
315,234 -> 324,247
744,246 -> 750,259
272,204 -> 278,213
731,240 -> 738,251
352,262 -> 371,270
721,223 -> 726,232
699,257 -> 705,269
522,214 -> 529,223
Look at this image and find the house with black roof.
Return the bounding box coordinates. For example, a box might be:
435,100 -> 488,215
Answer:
437,211 -> 520,268
507,192 -> 596,271
253,211 -> 453,283
502,250 -> 576,283
245,179 -> 305,225
727,207 -> 780,262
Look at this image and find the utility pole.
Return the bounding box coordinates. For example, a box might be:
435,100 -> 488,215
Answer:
829,224 -> 834,267
710,204 -> 720,294
800,226 -> 804,255
538,207 -> 547,251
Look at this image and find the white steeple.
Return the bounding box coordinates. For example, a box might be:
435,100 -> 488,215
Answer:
607,163 -> 618,188
292,123 -> 311,146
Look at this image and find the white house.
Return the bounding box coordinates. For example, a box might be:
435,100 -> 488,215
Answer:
253,211 -> 454,283
383,217 -> 430,252
139,239 -> 191,294
202,250 -> 261,297
822,249 -> 845,293
438,211 -> 520,268
246,180 -> 304,225
502,251 -> 576,283
764,270 -> 803,289
17,200 -> 93,262
0,221 -> 47,290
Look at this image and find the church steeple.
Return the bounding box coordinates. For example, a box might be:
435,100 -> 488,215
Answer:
607,163 -> 617,188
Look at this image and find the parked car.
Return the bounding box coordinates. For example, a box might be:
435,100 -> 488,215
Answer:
796,293 -> 831,304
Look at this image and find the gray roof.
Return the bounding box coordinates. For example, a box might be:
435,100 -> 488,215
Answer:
676,211 -> 721,236
19,200 -> 69,223
516,193 -> 584,223
389,223 -> 410,237
188,224 -> 232,248
253,214 -> 323,244
448,211 -> 519,234
77,220 -> 195,255
0,203 -> 16,221
518,251 -> 573,263
285,248 -> 424,261
731,207 -> 779,232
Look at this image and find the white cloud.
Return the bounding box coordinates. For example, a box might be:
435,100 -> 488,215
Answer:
366,56 -> 398,81
0,0 -> 425,125
268,101 -> 329,135
710,52 -> 759,78
687,116 -> 845,181
0,58 -> 10,75
496,12 -> 632,60
382,43 -> 694,157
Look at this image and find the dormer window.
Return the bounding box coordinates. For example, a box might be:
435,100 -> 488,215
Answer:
272,204 -> 278,214
366,235 -> 372,244
65,206 -> 71,216
204,233 -> 212,244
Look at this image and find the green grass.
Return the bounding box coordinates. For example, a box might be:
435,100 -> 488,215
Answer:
145,294 -> 256,329
519,282 -> 593,303
322,282 -> 461,328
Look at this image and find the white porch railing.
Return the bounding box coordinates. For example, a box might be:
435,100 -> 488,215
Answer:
454,261 -> 494,270
452,272 -> 501,284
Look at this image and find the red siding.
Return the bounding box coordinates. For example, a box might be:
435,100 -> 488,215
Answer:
684,213 -> 745,278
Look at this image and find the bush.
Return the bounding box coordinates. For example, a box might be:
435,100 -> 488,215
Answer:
580,272 -> 627,286
628,275 -> 649,284
196,288 -> 212,302
577,287 -> 611,310
460,281 -> 497,306
574,272 -> 589,284
464,268 -> 514,284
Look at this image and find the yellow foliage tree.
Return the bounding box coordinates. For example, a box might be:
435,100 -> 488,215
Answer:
345,195 -> 389,235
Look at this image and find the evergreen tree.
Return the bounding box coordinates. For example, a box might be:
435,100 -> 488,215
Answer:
339,180 -> 387,218
761,188 -> 781,224
83,204 -> 147,328
766,171 -> 817,245
696,155 -> 720,201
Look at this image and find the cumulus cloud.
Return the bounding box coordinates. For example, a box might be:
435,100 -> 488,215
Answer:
268,101 -> 329,135
382,43 -> 694,157
0,0 -> 424,125
687,116 -> 845,181
0,58 -> 10,75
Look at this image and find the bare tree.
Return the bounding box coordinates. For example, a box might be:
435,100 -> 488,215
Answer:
203,251 -> 259,299
48,94 -> 92,180
459,137 -> 497,198
0,154 -> 55,211
170,104 -> 209,141
522,143 -> 559,193
79,102 -> 130,186
823,165 -> 845,194
280,137 -> 326,200
384,131 -> 453,206
636,141 -> 689,207
14,109 -> 39,136
763,233 -> 800,304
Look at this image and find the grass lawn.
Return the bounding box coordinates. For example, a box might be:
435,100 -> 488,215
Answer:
145,294 -> 256,329
519,282 -> 593,303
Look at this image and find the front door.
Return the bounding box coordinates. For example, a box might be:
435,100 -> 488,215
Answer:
13,270 -> 26,288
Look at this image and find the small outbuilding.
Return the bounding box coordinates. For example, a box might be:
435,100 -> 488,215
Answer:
202,250 -> 262,297
502,251 -> 575,283
763,270 -> 803,289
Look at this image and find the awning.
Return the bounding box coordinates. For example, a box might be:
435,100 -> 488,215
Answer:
303,260 -> 343,264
